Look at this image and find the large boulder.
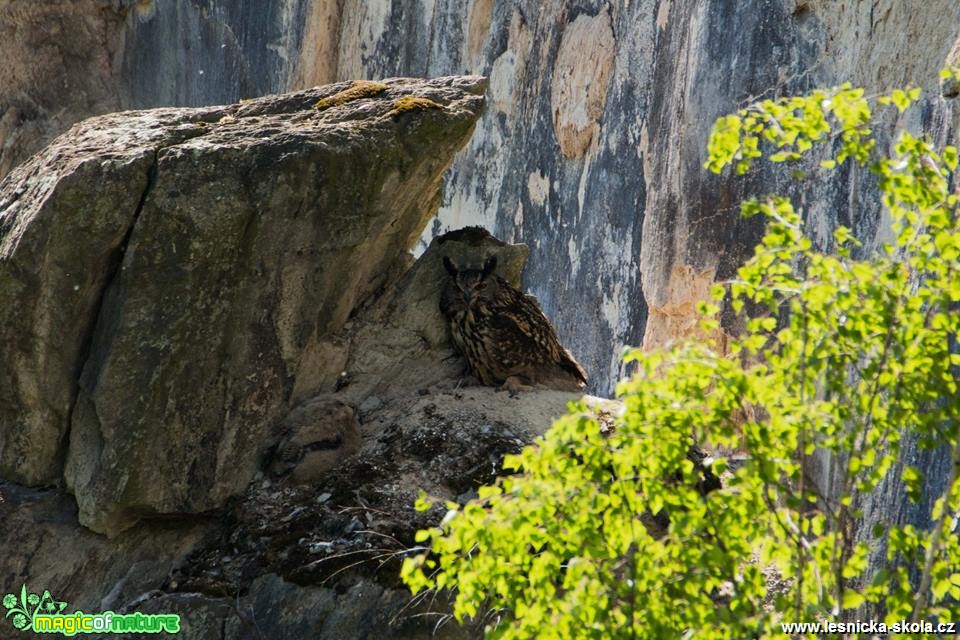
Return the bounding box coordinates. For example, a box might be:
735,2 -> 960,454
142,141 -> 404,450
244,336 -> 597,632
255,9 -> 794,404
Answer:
0,76 -> 485,535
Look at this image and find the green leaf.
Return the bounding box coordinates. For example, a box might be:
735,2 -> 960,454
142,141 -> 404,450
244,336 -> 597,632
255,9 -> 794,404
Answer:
891,89 -> 910,112
477,485 -> 502,500
902,466 -> 924,503
414,490 -> 433,512
842,589 -> 865,609
414,529 -> 432,543
943,146 -> 958,170
933,577 -> 951,601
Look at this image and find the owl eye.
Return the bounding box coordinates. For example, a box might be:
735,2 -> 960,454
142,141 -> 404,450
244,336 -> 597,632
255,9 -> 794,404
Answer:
476,281 -> 487,290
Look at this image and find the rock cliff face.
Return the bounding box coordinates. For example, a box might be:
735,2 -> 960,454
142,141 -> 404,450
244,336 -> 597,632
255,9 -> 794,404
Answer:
2,0 -> 960,633
3,0 -> 960,394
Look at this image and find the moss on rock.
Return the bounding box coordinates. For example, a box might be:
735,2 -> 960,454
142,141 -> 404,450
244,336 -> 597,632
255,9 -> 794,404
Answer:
388,95 -> 445,117
314,80 -> 389,110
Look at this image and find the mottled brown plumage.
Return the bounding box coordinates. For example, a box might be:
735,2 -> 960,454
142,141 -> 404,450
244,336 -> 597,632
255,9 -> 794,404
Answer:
440,255 -> 587,392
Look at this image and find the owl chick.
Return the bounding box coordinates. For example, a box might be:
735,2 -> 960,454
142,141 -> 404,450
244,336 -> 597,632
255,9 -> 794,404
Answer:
440,255 -> 587,392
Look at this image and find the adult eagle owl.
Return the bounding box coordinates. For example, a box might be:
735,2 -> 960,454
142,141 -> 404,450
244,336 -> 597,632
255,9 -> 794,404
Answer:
440,255 -> 587,392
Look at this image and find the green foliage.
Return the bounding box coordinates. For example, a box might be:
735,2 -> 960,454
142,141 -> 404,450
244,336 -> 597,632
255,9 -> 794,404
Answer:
401,76 -> 960,638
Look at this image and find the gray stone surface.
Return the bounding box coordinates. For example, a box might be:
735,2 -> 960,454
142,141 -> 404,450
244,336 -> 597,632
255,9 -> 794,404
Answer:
119,0 -> 312,109
0,481 -> 210,616
0,76 -> 484,535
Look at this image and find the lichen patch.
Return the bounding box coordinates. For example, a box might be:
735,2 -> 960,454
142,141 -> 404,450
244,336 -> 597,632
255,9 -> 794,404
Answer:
387,95 -> 445,117
314,80 -> 388,110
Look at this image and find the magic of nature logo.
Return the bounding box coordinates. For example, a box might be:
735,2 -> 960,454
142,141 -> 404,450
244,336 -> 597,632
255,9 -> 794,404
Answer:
3,585 -> 180,635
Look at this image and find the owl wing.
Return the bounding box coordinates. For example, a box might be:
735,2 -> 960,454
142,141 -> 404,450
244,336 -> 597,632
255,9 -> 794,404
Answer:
490,288 -> 587,386
555,343 -> 588,386
517,293 -> 588,385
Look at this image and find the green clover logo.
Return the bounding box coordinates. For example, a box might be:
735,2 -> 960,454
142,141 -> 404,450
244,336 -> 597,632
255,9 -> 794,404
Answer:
2,584 -> 68,632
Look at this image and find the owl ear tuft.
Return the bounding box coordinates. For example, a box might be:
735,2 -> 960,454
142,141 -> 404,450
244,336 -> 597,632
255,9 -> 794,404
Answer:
481,255 -> 497,278
442,256 -> 459,277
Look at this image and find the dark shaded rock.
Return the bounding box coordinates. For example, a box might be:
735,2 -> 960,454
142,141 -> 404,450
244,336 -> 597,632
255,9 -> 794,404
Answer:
0,481 -> 210,615
118,0 -> 311,110
109,592 -> 234,640
108,575 -> 473,640
165,385 -> 579,635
